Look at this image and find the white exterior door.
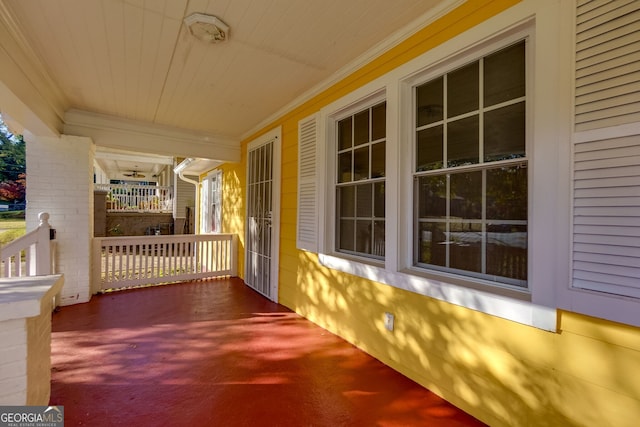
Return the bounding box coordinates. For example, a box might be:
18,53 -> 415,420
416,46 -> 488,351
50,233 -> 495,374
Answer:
245,128 -> 281,301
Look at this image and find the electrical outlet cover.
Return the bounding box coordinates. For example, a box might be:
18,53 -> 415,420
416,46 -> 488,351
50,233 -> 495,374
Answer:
384,312 -> 394,331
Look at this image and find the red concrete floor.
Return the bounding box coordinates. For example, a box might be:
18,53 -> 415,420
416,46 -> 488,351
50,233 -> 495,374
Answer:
49,278 -> 486,427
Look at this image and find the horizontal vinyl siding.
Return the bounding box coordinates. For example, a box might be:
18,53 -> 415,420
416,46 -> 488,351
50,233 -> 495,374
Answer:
573,134 -> 640,298
575,0 -> 640,131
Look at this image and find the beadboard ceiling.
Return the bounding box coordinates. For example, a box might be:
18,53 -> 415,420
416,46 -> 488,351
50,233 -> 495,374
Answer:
3,0 -> 447,140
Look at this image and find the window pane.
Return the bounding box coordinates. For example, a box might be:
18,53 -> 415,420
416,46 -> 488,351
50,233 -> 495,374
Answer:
356,183 -> 372,217
486,223 -> 527,282
371,141 -> 385,178
339,219 -> 355,251
416,77 -> 443,126
416,125 -> 443,171
354,110 -> 370,146
484,102 -> 525,162
484,41 -> 525,107
417,175 -> 446,219
447,115 -> 479,167
450,171 -> 482,219
338,117 -> 352,150
356,220 -> 373,254
449,222 -> 482,273
373,220 -> 385,257
353,146 -> 369,180
338,185 -> 355,217
338,152 -> 352,183
372,102 -> 386,140
374,182 -> 385,218
335,101 -> 387,260
447,61 -> 479,117
486,165 -> 527,220
417,222 -> 446,266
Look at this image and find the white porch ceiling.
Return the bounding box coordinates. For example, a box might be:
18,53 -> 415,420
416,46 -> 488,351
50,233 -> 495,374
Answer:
1,0 -> 450,174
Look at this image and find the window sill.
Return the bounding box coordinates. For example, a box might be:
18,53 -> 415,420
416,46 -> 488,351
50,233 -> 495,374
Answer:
319,253 -> 557,332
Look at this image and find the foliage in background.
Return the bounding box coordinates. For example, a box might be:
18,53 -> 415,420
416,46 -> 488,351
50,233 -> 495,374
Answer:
0,115 -> 26,204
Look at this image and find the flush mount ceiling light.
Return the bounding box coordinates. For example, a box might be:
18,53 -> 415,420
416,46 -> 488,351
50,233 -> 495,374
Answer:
184,13 -> 229,43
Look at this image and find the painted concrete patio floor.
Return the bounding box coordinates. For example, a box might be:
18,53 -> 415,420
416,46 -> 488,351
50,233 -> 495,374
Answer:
49,278 -> 485,426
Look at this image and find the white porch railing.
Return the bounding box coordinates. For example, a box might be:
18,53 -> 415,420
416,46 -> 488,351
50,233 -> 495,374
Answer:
0,212 -> 56,278
95,183 -> 173,213
92,233 -> 237,292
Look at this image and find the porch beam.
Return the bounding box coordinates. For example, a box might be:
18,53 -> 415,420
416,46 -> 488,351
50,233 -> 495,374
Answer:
64,109 -> 241,163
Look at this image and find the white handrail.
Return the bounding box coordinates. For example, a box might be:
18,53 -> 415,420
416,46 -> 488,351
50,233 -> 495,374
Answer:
0,212 -> 55,278
92,233 -> 237,293
95,183 -> 173,213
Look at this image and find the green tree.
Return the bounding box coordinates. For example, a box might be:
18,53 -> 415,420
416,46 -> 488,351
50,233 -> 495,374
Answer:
0,115 -> 26,201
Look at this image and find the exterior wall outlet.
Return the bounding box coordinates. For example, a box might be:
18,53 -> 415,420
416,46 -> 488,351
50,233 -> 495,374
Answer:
384,312 -> 394,331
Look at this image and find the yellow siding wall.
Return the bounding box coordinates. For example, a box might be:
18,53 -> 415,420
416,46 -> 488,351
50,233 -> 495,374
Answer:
226,1 -> 640,425
219,160 -> 246,279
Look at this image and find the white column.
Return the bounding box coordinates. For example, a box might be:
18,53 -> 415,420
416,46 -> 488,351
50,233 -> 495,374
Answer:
26,135 -> 94,305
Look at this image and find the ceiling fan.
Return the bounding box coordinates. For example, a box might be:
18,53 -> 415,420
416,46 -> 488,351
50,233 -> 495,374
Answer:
123,170 -> 145,178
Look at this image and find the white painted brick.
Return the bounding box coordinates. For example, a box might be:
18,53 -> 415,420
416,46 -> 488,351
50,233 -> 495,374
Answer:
0,360 -> 26,381
0,345 -> 26,366
0,319 -> 26,343
0,377 -> 27,405
27,135 -> 94,305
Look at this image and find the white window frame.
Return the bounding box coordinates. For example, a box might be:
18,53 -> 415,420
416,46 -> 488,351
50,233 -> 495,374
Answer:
200,169 -> 223,234
333,97 -> 388,261
319,90 -> 387,266
408,40 -> 529,289
316,4 -> 572,331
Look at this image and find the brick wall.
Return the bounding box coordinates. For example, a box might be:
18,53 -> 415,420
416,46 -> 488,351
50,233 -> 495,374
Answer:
26,135 -> 94,305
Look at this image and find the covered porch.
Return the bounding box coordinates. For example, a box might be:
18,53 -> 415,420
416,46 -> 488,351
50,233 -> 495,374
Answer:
49,278 -> 484,426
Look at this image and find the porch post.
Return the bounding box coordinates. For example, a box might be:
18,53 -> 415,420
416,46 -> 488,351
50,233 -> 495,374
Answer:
26,134 -> 95,305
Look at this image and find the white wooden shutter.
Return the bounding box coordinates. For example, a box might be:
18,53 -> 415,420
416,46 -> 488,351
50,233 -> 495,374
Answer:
575,0 -> 640,131
573,133 -> 640,298
297,114 -> 319,252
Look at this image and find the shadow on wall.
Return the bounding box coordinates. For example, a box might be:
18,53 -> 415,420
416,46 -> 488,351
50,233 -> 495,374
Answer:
290,251 -> 591,427
222,167 -> 245,276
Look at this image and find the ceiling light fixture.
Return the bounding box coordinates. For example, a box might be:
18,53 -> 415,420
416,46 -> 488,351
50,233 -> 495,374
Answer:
184,13 -> 229,43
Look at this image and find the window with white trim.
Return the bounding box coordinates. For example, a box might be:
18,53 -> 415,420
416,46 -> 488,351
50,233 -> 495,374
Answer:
413,40 -> 528,287
310,19 -> 564,330
335,101 -> 387,259
200,170 -> 222,233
